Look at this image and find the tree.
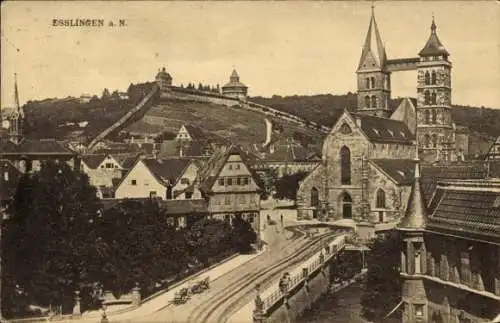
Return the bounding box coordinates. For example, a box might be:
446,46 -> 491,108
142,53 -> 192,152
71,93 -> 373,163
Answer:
185,218 -> 234,267
98,199 -> 188,297
3,161 -> 103,314
361,231 -> 402,322
231,216 -> 257,253
273,171 -> 309,201
111,90 -> 120,100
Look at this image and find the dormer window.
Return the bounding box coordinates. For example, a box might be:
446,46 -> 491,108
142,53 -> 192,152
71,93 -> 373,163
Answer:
400,131 -> 406,138
388,130 -> 394,137
372,128 -> 380,136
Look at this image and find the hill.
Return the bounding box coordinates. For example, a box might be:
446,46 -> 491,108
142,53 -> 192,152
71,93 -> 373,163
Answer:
251,94 -> 500,139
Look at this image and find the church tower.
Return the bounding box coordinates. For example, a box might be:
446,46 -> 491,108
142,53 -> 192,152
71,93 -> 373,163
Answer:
416,17 -> 454,163
9,73 -> 24,145
356,7 -> 392,118
398,154 -> 428,323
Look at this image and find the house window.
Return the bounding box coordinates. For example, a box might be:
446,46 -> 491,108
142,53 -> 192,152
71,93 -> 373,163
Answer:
370,77 -> 375,89
180,178 -> 190,185
425,71 -> 430,85
340,146 -> 351,185
218,178 -> 225,186
365,78 -> 370,89
431,71 -> 437,85
228,164 -> 233,170
240,195 -> 246,204
227,178 -> 233,186
415,304 -> 424,317
431,92 -> 437,105
185,192 -> 193,199
149,191 -> 157,198
242,177 -> 249,185
376,189 -> 386,208
236,177 -> 241,185
364,96 -> 370,108
235,163 -> 240,170
3,171 -> 8,181
224,195 -> 231,205
131,179 -> 137,185
105,163 -> 114,168
371,95 -> 377,109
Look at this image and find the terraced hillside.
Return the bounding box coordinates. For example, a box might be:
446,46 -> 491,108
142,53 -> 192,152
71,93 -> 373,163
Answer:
123,98 -> 325,145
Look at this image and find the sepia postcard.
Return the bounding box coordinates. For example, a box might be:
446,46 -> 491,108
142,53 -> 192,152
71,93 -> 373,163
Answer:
1,1 -> 499,323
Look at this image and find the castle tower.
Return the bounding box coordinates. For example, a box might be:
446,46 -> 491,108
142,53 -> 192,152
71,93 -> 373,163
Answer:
416,17 -> 454,163
155,67 -> 173,91
356,6 -> 392,118
398,154 -> 428,322
221,68 -> 248,99
9,73 -> 24,145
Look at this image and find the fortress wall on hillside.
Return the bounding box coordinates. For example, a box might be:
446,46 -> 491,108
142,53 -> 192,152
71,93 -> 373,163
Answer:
162,88 -> 241,107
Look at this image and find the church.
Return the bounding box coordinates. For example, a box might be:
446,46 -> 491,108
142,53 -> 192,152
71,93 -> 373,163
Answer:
297,8 -> 471,234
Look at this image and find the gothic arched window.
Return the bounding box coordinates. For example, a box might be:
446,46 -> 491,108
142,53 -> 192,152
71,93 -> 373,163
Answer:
370,77 -> 375,89
431,109 -> 437,124
340,146 -> 351,185
424,134 -> 431,148
365,78 -> 370,89
371,96 -> 377,109
424,110 -> 431,124
424,91 -> 430,105
311,187 -> 319,207
376,189 -> 386,208
432,134 -> 438,148
364,96 -> 370,108
431,92 -> 437,105
425,71 -> 430,85
431,71 -> 437,85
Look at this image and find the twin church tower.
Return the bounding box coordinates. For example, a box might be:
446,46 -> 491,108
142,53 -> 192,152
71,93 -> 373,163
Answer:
357,7 -> 455,162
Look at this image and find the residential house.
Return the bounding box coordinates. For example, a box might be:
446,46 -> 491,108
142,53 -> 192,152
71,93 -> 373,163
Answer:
197,145 -> 262,233
114,158 -> 202,200
81,153 -> 137,198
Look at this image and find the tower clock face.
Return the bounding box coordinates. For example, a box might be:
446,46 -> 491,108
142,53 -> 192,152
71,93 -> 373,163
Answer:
1,119 -> 10,129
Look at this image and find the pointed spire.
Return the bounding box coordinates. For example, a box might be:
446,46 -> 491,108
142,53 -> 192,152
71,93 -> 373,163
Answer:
399,143 -> 426,230
419,16 -> 449,57
358,5 -> 387,70
14,73 -> 24,118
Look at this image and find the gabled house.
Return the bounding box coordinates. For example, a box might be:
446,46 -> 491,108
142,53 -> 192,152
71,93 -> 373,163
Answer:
175,125 -> 207,141
197,145 -> 262,233
114,158 -> 202,200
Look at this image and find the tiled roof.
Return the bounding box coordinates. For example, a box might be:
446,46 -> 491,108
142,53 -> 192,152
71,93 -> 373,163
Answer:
197,145 -> 263,194
0,139 -> 74,155
427,180 -> 500,240
82,154 -> 106,169
370,159 -> 417,185
420,163 -> 487,205
158,140 -> 214,159
184,125 -> 206,140
142,158 -> 191,186
0,159 -> 22,202
264,145 -> 320,163
160,199 -> 207,215
351,113 -> 414,144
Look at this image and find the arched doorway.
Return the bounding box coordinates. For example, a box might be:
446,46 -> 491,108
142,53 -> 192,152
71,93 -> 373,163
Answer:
311,187 -> 319,218
341,192 -> 352,219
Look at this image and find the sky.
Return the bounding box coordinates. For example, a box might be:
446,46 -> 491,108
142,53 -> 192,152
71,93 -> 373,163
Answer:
1,1 -> 499,109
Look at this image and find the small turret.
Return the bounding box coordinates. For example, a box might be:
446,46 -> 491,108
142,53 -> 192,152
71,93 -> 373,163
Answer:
221,67 -> 248,100
418,16 -> 449,59
9,73 -> 24,145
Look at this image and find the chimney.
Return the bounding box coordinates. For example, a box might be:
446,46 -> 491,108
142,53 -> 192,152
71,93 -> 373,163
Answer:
263,118 -> 273,147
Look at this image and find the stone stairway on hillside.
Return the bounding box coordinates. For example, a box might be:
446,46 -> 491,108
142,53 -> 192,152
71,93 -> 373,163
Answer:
87,85 -> 159,151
